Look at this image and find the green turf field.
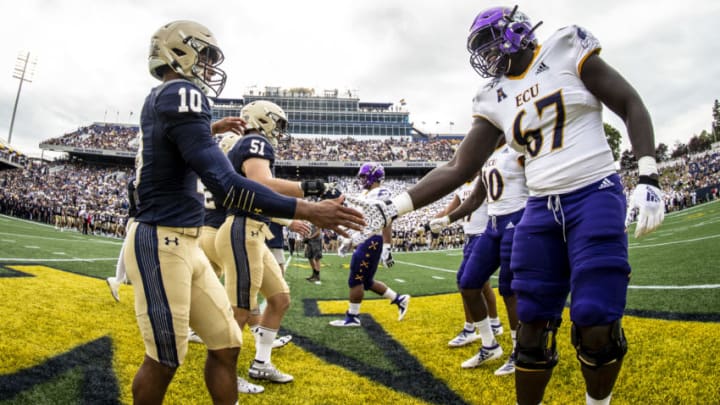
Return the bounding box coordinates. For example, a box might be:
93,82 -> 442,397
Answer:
1,200 -> 718,404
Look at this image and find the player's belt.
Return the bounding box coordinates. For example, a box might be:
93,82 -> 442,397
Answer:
161,226 -> 201,237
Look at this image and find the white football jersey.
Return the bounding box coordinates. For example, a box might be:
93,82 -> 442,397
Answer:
362,186 -> 391,201
482,145 -> 528,216
455,177 -> 488,235
360,186 -> 392,236
472,25 -> 616,196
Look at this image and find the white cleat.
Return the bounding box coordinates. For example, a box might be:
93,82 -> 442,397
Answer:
394,294 -> 411,321
461,342 -> 503,369
249,362 -> 294,383
106,277 -> 121,302
329,312 -> 361,327
494,353 -> 516,376
188,328 -> 204,344
272,335 -> 293,349
448,328 -> 482,347
237,376 -> 264,394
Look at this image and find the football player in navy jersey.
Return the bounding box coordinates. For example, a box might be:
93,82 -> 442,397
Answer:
125,21 -> 364,405
216,100 -> 335,385
348,6 -> 664,405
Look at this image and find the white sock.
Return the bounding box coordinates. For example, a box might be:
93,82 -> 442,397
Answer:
586,392 -> 611,405
253,326 -> 277,364
348,303 -> 361,315
475,317 -> 495,347
489,316 -> 500,325
382,287 -> 398,303
511,329 -> 517,349
115,241 -> 127,282
464,321 -> 475,332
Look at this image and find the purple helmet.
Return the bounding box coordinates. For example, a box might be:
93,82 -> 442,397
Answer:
467,5 -> 542,78
357,162 -> 385,189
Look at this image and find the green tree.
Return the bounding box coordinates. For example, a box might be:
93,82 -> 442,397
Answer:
620,149 -> 636,171
688,131 -> 712,154
655,143 -> 669,162
603,123 -> 622,161
671,141 -> 688,158
712,99 -> 720,142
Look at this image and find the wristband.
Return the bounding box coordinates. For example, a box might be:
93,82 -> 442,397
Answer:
637,156 -> 658,176
390,192 -> 414,218
638,175 -> 659,188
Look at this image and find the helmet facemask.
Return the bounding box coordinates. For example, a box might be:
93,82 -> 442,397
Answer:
467,6 -> 542,78
186,37 -> 226,97
241,101 -> 290,148
148,21 -> 227,98
357,163 -> 385,190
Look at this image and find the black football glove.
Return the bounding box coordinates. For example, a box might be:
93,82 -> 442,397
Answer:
301,179 -> 331,197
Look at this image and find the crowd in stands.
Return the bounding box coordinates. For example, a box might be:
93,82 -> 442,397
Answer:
0,160 -> 463,247
621,150 -> 719,213
282,137 -> 458,162
42,124 -> 138,151
0,161 -> 132,237
4,131 -> 719,248
39,124 -> 459,162
0,143 -> 29,167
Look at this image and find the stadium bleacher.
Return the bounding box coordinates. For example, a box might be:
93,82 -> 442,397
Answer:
3,123 -> 719,245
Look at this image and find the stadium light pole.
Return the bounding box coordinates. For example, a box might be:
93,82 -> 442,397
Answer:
7,51 -> 37,145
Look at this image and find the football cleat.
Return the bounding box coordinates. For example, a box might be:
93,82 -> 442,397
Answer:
494,352 -> 516,376
188,328 -> 204,344
272,335 -> 293,349
393,294 -> 411,321
461,342 -> 503,368
448,328 -> 482,347
106,277 -> 121,302
491,322 -> 504,336
237,376 -> 264,394
329,312 -> 361,327
249,362 -> 294,383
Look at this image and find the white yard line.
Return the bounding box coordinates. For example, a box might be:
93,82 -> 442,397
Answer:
629,233 -> 720,249
628,284 -> 720,290
395,260 -> 718,290
0,257 -> 118,262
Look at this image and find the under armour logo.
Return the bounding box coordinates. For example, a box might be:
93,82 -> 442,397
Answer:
164,237 -> 179,246
535,61 -> 549,75
250,230 -> 259,237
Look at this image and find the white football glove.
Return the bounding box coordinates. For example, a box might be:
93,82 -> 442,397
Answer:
429,216 -> 450,233
343,196 -> 398,245
380,245 -> 394,268
626,183 -> 664,238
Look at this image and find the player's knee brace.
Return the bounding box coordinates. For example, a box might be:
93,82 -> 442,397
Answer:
571,319 -> 628,369
514,320 -> 560,371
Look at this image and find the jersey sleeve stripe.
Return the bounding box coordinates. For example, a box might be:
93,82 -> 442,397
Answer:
471,113 -> 504,131
577,47 -> 601,76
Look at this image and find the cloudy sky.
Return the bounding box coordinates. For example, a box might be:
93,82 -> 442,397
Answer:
0,0 -> 718,157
